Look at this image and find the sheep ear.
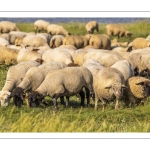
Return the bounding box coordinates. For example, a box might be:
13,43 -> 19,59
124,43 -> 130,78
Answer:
105,85 -> 112,89
127,46 -> 132,52
136,81 -> 144,85
121,84 -> 128,88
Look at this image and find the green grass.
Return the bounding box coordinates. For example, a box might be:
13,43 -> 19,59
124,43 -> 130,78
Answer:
1,20 -> 150,132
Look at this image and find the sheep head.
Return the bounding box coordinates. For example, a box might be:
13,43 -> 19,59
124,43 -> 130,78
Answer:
0,90 -> 11,106
28,91 -> 44,108
125,31 -> 132,38
11,87 -> 25,107
136,80 -> 150,97
105,83 -> 127,99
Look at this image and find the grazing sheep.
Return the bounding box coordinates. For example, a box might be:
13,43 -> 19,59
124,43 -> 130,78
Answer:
131,38 -> 150,50
89,34 -> 111,50
50,35 -> 64,48
47,24 -> 71,36
15,37 -> 24,46
63,34 -> 91,49
111,60 -> 134,81
0,60 -> 41,106
85,21 -> 99,34
11,62 -> 67,107
111,38 -> 128,48
28,67 -> 93,110
59,44 -> 77,50
0,33 -> 10,41
126,76 -> 150,107
17,47 -> 43,63
128,52 -> 150,75
0,37 -> 9,46
0,21 -> 19,33
72,49 -> 88,66
34,20 -> 50,33
0,45 -> 18,65
83,50 -> 123,67
42,49 -> 74,65
21,35 -> 50,49
82,59 -> 104,77
106,24 -> 132,39
36,33 -> 52,44
94,68 -> 126,111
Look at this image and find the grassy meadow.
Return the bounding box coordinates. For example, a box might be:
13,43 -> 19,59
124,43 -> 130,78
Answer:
0,20 -> 150,132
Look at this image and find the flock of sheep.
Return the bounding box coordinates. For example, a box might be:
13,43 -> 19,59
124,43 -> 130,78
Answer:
0,19 -> 150,111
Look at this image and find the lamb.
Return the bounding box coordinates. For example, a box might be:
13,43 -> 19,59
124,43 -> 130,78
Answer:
89,34 -> 111,50
63,34 -> 91,49
0,60 -> 41,106
50,35 -> 64,48
131,38 -> 150,50
110,60 -> 135,81
85,21 -> 99,34
0,21 -> 19,33
0,45 -> 18,65
106,24 -> 132,39
47,24 -> 71,36
34,20 -> 50,33
11,62 -> 67,107
94,67 -> 126,111
28,67 -> 93,110
126,76 -> 150,107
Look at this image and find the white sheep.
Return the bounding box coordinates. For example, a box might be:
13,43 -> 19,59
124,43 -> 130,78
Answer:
0,37 -> 10,46
126,76 -> 150,107
106,24 -> 132,39
82,59 -> 104,77
131,38 -> 150,50
94,67 -> 126,111
89,34 -> 111,50
110,60 -> 135,81
0,21 -> 19,33
0,60 -> 41,106
34,20 -> 50,33
58,44 -> 77,50
63,34 -> 91,49
28,67 -> 93,110
11,62 -> 67,107
0,45 -> 18,65
21,35 -> 50,49
0,33 -> 10,42
50,35 -> 64,48
85,21 -> 99,34
47,24 -> 71,36
42,48 -> 74,65
83,50 -> 123,67
17,47 -> 43,63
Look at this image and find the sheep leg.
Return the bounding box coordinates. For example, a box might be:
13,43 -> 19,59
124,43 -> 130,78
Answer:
85,87 -> 90,107
79,90 -> 85,106
52,93 -> 62,110
60,96 -> 65,105
115,98 -> 119,110
65,96 -> 69,107
25,93 -> 29,108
